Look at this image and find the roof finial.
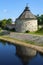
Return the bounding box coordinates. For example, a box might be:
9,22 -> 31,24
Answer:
26,3 -> 28,7
24,3 -> 30,11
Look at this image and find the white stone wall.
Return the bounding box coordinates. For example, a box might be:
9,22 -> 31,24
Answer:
26,20 -> 38,32
15,19 -> 38,32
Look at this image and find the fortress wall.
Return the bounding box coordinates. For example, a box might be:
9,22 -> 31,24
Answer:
15,19 -> 38,32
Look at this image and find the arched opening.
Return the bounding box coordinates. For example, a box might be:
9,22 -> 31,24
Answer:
25,30 -> 30,33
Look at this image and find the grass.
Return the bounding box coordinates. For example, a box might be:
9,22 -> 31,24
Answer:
22,40 -> 35,44
0,28 -> 4,35
0,28 -> 43,46
0,36 -> 43,53
27,28 -> 43,35
0,35 -> 43,46
22,40 -> 43,46
35,28 -> 43,35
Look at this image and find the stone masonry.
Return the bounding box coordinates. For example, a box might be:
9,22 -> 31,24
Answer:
15,6 -> 38,32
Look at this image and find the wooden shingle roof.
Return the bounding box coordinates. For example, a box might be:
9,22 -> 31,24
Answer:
17,6 -> 36,19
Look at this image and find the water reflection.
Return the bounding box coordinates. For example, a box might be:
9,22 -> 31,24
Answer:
16,45 -> 37,65
39,52 -> 43,57
0,40 -> 6,45
0,41 -> 43,65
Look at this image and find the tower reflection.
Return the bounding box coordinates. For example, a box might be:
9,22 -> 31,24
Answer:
16,45 -> 37,65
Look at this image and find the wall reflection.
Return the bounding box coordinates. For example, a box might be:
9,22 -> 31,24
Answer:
16,45 -> 37,65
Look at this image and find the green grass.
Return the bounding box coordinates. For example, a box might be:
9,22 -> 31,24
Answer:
2,36 -> 35,44
23,40 -> 35,44
0,28 -> 43,46
28,28 -> 43,35
0,28 -> 2,31
0,28 -> 4,35
0,35 -> 43,46
35,28 -> 43,35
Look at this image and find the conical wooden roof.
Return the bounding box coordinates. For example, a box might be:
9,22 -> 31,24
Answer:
18,6 -> 36,19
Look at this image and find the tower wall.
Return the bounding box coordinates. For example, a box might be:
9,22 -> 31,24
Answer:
15,19 -> 38,32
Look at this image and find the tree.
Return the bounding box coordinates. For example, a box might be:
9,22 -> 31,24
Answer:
40,15 -> 43,25
0,18 -> 12,29
0,20 -> 2,27
36,14 -> 41,25
1,19 -> 7,28
6,18 -> 12,24
36,14 -> 43,25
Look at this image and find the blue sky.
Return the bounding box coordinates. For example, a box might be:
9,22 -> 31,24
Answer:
0,0 -> 43,21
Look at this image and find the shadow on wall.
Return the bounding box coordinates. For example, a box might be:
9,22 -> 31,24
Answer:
25,30 -> 30,33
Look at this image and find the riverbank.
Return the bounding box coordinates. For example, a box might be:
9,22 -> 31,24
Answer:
9,32 -> 43,46
0,36 -> 43,53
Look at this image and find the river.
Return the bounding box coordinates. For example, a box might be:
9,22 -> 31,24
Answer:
0,41 -> 43,65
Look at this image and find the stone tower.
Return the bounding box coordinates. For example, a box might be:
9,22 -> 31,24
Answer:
15,6 -> 38,32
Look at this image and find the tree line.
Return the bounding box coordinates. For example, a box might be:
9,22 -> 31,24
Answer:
37,14 -> 43,25
0,15 -> 43,29
0,18 -> 12,29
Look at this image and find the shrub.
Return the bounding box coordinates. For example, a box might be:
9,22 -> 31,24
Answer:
0,28 -> 2,31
